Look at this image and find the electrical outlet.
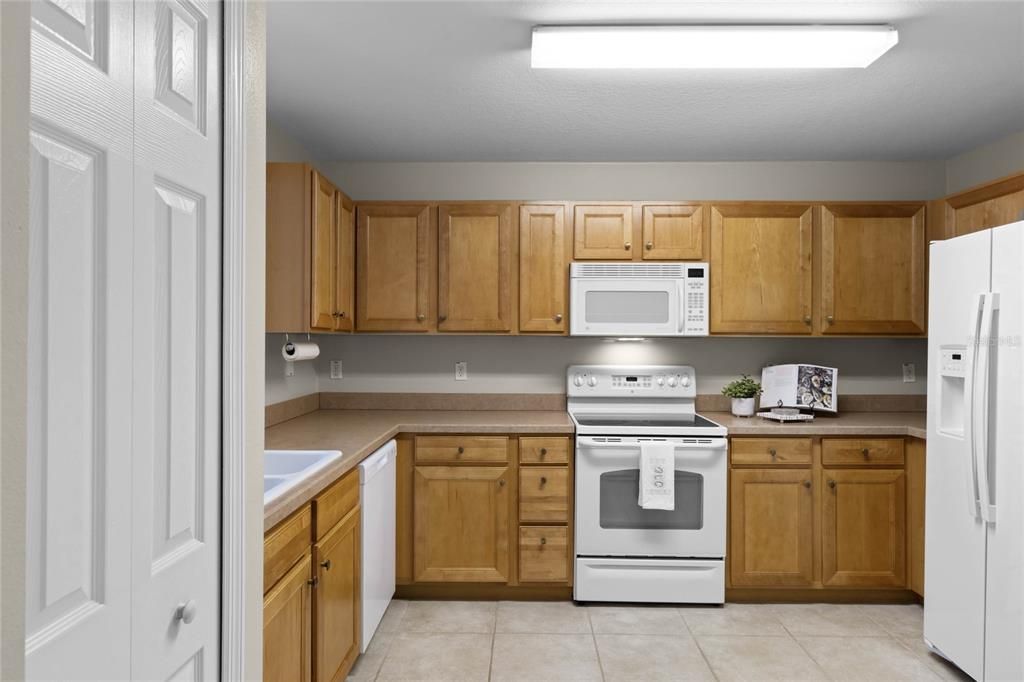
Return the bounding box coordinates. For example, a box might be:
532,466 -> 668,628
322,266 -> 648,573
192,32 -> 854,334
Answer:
902,363 -> 916,383
330,360 -> 343,380
455,361 -> 468,381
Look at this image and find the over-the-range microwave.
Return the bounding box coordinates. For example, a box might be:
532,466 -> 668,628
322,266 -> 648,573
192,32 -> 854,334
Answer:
570,262 -> 709,337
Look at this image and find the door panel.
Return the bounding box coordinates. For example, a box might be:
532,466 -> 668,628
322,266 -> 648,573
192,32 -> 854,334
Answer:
820,204 -> 926,334
822,469 -> 906,587
131,0 -> 221,678
26,2 -> 135,679
574,204 -> 634,259
356,204 -> 435,331
641,204 -> 704,260
310,170 -> 336,330
710,203 -> 813,334
519,204 -> 569,333
438,203 -> 515,332
729,469 -> 814,587
413,466 -> 510,582
334,193 -> 355,331
264,556 -> 312,682
315,508 -> 360,682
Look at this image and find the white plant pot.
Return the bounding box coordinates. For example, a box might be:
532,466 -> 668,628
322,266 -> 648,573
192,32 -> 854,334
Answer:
731,397 -> 757,417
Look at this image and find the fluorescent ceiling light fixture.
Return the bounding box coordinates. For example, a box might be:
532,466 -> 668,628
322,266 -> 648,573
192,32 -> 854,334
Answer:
531,25 -> 898,69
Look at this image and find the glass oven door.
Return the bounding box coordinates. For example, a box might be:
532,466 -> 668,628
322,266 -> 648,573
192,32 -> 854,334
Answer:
575,437 -> 727,558
570,278 -> 681,336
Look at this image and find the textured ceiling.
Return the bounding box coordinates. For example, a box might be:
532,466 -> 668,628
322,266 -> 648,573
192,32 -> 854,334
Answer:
267,1 -> 1024,162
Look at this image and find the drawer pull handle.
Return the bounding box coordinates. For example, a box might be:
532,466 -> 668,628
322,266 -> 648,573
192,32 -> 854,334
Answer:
439,315 -> 447,323
540,537 -> 547,546
803,315 -> 812,325
827,315 -> 835,324
645,241 -> 654,250
320,559 -> 332,571
828,479 -> 836,489
803,480 -> 811,489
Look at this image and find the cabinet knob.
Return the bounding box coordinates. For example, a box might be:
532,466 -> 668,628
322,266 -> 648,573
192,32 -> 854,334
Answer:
828,479 -> 836,489
803,480 -> 811,489
320,559 -> 332,571
174,600 -> 197,625
417,314 -> 426,322
540,537 -> 547,546
498,479 -> 506,487
339,311 -> 346,318
457,446 -> 464,455
331,311 -> 340,318
645,241 -> 654,250
540,448 -> 547,457
861,447 -> 870,458
553,313 -> 563,323
803,315 -> 812,325
540,476 -> 547,487
827,315 -> 835,324
769,448 -> 777,458
624,242 -> 632,250
307,576 -> 319,588
439,315 -> 447,322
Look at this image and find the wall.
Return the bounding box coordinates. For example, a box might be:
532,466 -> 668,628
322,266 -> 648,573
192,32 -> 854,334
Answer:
945,129 -> 1024,194
262,334 -> 928,400
1,2 -> 29,679
266,332 -> 320,404
267,119 -> 316,163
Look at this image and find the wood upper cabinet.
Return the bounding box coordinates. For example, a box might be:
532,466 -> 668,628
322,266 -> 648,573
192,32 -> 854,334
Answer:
310,170 -> 337,330
438,203 -> 516,332
945,172 -> 1024,237
641,203 -> 705,260
710,203 -> 814,334
574,204 -> 634,259
413,465 -> 511,583
729,469 -> 814,587
313,507 -> 360,682
822,469 -> 906,587
820,204 -> 926,335
356,204 -> 436,332
519,204 -> 570,333
264,555 -> 312,682
333,193 -> 355,332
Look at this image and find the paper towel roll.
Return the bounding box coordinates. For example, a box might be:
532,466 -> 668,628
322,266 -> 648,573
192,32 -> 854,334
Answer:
282,340 -> 320,362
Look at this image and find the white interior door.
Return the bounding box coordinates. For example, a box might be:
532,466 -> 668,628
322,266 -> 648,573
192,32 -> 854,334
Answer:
26,1 -> 222,680
26,2 -> 135,680
130,1 -> 221,679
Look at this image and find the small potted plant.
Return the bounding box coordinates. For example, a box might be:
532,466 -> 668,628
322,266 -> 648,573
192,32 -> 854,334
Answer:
722,375 -> 762,417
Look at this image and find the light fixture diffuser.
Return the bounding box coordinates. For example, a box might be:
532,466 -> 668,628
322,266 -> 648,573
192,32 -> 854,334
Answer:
531,25 -> 898,69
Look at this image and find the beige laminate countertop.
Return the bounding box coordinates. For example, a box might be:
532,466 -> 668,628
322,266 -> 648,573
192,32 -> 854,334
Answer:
263,409 -> 574,530
705,411 -> 927,440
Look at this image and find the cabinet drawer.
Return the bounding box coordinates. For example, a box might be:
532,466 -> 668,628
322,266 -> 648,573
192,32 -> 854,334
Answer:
264,505 -> 312,593
519,467 -> 569,523
731,438 -> 812,467
314,470 -> 359,541
414,435 -> 509,464
519,526 -> 569,583
519,437 -> 570,465
822,438 -> 904,467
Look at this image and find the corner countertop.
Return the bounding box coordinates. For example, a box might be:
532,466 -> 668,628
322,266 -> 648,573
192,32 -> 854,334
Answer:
263,409 -> 574,530
705,411 -> 927,440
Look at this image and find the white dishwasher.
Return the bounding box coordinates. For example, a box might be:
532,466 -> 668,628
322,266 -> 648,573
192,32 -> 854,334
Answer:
358,439 -> 397,652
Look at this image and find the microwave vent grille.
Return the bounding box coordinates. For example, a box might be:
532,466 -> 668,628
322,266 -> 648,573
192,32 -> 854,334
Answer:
571,262 -> 688,279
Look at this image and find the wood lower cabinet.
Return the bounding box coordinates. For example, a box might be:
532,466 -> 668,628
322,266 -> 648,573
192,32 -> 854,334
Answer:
729,469 -> 814,587
438,203 -> 516,332
264,555 -> 312,682
519,526 -> 570,583
413,464 -> 511,582
519,204 -> 570,333
822,469 -> 906,587
574,204 -> 634,259
314,507 -> 360,682
820,204 -> 926,335
906,439 -> 926,597
356,203 -> 436,332
641,203 -> 705,260
710,203 -> 814,334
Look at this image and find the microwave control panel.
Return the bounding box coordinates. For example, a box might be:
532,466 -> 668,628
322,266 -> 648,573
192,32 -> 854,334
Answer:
683,265 -> 709,335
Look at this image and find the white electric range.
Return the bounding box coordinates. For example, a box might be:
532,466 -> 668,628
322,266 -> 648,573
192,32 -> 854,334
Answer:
568,365 -> 728,604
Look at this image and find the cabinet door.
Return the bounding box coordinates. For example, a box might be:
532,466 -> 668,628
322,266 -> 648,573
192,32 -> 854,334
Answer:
413,465 -> 510,582
519,204 -> 570,333
710,203 -> 813,334
438,203 -> 515,332
641,203 -> 704,260
333,192 -> 355,332
264,555 -> 312,682
906,440 -> 926,597
729,469 -> 814,587
821,204 -> 926,335
314,507 -> 360,682
822,469 -> 906,587
356,204 -> 435,331
573,204 -> 634,259
310,170 -> 337,331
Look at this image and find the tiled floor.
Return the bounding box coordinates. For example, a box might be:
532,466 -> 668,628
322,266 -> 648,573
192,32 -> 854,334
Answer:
348,601 -> 972,681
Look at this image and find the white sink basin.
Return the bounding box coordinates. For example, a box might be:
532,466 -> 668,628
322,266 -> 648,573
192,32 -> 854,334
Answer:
264,449 -> 343,507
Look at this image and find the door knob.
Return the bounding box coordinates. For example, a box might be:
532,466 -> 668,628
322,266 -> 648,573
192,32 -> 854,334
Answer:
320,559 -> 332,571
769,448 -> 777,458
439,315 -> 447,322
457,446 -> 464,455
540,448 -> 547,457
498,479 -> 506,487
861,448 -> 870,458
339,311 -> 346,318
174,600 -> 197,625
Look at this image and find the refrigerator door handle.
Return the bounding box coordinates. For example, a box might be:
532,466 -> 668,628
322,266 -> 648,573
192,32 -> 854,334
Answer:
973,292 -> 998,523
963,293 -> 984,520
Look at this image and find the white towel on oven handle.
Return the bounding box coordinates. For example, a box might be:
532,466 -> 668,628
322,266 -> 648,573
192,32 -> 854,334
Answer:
638,441 -> 676,511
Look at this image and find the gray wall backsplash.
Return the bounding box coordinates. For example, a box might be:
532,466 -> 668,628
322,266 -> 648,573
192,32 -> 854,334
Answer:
266,333 -> 927,405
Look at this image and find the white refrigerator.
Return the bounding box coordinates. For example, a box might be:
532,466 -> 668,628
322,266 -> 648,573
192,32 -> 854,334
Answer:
925,220 -> 1023,681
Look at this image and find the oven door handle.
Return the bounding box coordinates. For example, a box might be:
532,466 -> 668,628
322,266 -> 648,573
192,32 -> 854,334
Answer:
577,437 -> 727,450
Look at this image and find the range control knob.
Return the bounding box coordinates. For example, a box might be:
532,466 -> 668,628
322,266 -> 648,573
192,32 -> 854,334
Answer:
667,376 -> 678,388
573,374 -> 584,387
680,375 -> 691,388
656,375 -> 665,387
587,376 -> 599,388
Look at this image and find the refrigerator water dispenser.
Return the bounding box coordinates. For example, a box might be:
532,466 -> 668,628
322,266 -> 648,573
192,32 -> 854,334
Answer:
938,346 -> 967,438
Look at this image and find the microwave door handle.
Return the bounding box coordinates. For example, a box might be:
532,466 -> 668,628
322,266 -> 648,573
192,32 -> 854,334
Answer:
678,280 -> 686,333
964,293 -> 984,520
974,292 -> 998,523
